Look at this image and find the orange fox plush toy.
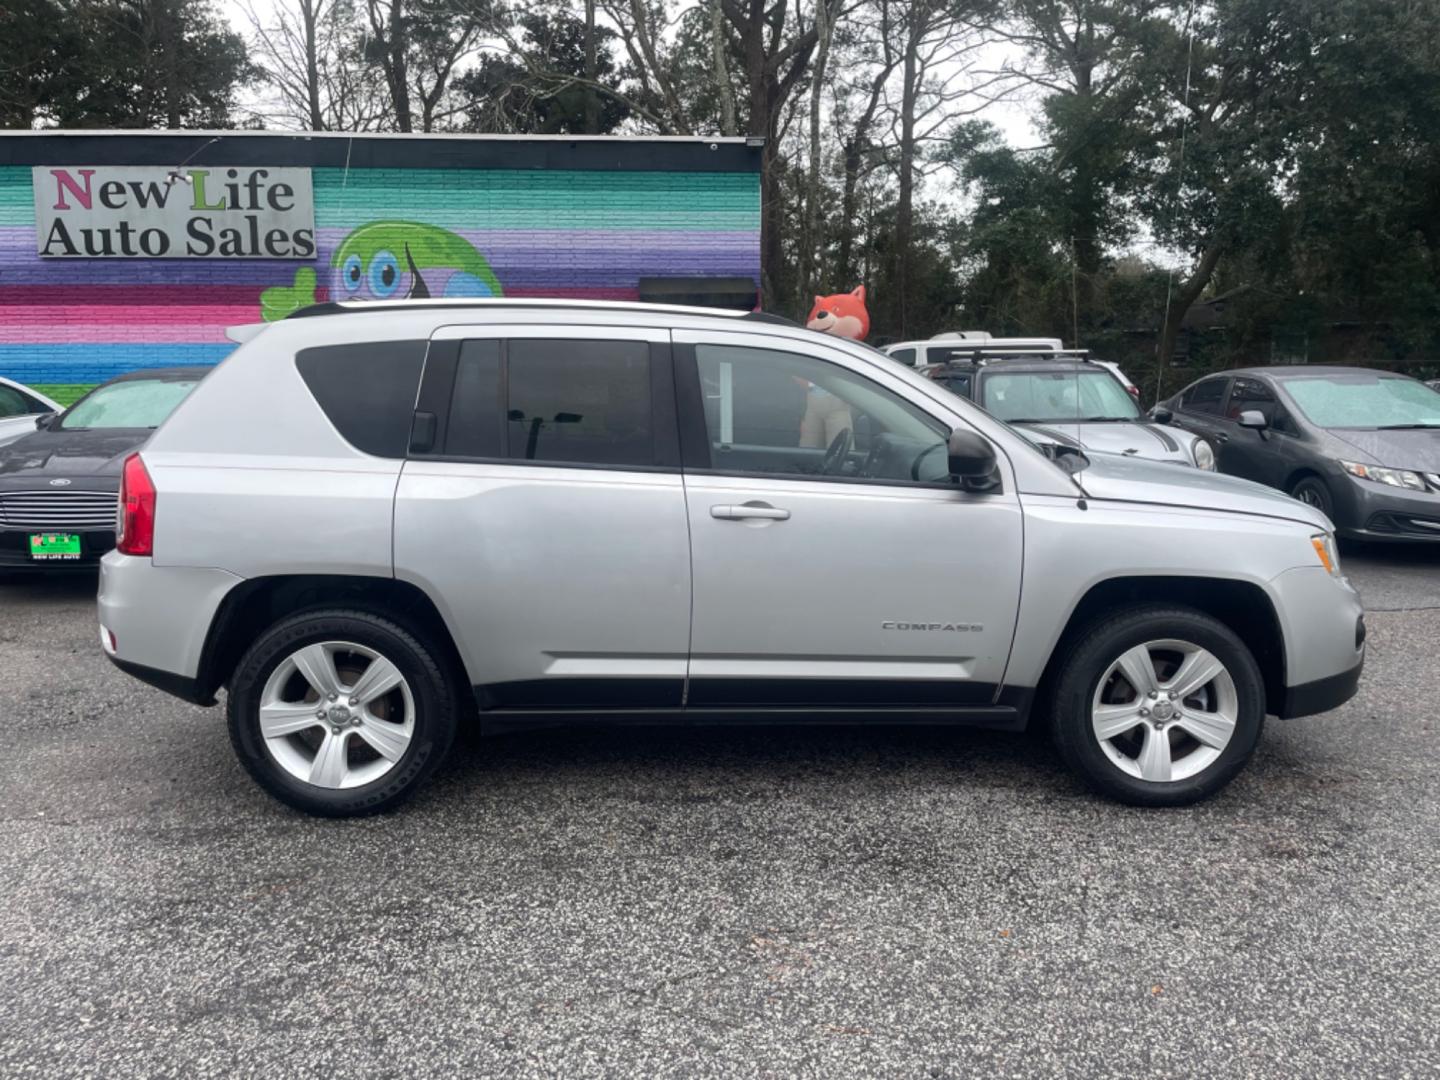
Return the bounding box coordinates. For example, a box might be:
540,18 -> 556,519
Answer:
806,286 -> 870,341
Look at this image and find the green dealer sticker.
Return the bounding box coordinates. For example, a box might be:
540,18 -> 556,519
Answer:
29,533 -> 82,560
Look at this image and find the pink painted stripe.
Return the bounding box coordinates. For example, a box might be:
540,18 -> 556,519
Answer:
0,304 -> 259,324
505,286 -> 641,300
0,323 -> 233,344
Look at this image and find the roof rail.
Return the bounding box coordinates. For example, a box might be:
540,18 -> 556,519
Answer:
283,297 -> 776,321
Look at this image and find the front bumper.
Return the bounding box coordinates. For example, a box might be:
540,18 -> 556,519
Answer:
1268,565 -> 1366,716
1334,474 -> 1440,542
1279,654 -> 1364,718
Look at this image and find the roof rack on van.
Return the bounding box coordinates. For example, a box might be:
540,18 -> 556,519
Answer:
283,297 -> 791,322
927,346 -> 1095,366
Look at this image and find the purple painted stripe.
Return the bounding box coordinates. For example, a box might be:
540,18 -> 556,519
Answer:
0,264 -> 760,290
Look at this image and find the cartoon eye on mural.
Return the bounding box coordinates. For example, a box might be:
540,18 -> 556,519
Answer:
259,221 -> 504,322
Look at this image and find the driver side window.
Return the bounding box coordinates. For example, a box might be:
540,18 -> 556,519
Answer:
692,343 -> 951,484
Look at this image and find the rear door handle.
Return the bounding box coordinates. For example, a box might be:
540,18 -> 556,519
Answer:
710,503 -> 790,521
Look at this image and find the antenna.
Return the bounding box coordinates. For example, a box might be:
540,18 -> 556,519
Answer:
164,135 -> 223,189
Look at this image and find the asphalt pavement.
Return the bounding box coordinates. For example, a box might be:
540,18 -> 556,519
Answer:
1,544 -> 1437,1078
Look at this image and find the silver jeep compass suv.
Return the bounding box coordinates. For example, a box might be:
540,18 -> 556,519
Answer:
99,300 -> 1365,816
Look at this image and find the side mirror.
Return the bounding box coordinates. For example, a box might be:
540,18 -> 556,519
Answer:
947,429 -> 999,492
34,412 -> 57,431
1149,406 -> 1174,424
1238,409 -> 1268,430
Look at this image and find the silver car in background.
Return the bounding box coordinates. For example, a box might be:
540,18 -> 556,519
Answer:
98,300 -> 1364,816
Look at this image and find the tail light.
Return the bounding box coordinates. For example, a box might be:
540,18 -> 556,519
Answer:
116,453 -> 156,556
1127,386 -> 1141,400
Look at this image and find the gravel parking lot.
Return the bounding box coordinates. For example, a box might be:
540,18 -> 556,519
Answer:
2,547 -> 1438,1079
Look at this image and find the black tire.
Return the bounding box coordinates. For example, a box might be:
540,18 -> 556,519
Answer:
1050,604 -> 1265,807
1290,475 -> 1333,519
227,609 -> 458,817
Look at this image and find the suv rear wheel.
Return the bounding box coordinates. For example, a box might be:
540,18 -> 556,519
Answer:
1050,605 -> 1264,806
227,610 -> 458,816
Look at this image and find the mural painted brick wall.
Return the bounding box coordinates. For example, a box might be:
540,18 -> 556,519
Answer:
0,138 -> 761,405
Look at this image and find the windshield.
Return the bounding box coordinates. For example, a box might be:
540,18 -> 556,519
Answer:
60,378 -> 201,430
980,369 -> 1140,423
1282,374 -> 1440,428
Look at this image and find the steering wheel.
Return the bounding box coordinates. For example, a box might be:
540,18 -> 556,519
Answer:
910,442 -> 945,482
820,427 -> 853,475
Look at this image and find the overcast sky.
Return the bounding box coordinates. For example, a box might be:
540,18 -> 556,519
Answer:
218,0 -> 1042,147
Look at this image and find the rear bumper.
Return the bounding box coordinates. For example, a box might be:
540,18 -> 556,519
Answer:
106,653 -> 214,706
98,552 -> 242,702
1279,655 -> 1364,719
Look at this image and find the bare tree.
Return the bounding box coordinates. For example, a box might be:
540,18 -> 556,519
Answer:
363,0 -> 490,131
882,0 -> 1007,333
799,0 -> 842,304
241,0 -> 390,130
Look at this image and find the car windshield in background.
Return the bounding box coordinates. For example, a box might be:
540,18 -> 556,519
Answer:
1283,375 -> 1440,429
981,370 -> 1140,423
60,379 -> 201,430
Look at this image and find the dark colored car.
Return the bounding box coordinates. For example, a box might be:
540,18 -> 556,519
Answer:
1155,366 -> 1440,542
925,355 -> 1215,469
0,367 -> 210,572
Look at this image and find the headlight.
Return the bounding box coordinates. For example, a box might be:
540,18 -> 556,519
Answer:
1192,439 -> 1216,470
1311,532 -> 1341,576
1340,460 -> 1426,490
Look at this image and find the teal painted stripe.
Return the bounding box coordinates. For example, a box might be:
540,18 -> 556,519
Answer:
3,166 -> 759,229
315,208 -> 756,230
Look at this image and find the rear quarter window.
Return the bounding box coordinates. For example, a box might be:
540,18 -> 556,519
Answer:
296,341 -> 426,457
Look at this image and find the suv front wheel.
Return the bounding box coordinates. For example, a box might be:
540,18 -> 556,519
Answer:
1050,605 -> 1265,806
228,610 -> 458,816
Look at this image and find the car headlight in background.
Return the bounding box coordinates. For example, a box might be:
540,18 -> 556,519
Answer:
1340,460 -> 1426,490
1192,439 -> 1216,470
1311,532 -> 1342,576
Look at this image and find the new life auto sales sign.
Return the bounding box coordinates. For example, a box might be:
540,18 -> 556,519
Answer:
33,166 -> 316,258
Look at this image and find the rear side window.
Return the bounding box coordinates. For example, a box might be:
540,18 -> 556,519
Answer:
889,347 -> 916,366
296,341 -> 426,458
0,385 -> 29,418
441,338 -> 658,468
1181,377 -> 1227,416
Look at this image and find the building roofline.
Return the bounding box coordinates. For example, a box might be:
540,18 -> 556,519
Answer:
1,130 -> 763,174
2,129 -> 756,146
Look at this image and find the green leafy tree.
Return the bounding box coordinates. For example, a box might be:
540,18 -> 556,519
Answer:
1,0 -> 253,128
456,7 -> 631,133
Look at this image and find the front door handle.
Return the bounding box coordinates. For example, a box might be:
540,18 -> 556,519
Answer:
710,502 -> 790,521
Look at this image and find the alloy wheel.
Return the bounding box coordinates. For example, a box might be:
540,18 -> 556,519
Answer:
257,640 -> 415,789
1090,638 -> 1238,783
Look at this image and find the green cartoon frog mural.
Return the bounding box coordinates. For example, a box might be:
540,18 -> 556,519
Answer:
260,221 -> 503,321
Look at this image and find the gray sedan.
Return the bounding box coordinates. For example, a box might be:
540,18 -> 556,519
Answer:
1155,366 -> 1440,542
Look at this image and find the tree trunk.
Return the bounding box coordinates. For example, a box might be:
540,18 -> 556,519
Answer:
304,0 -> 323,130
1157,238 -> 1225,372
894,7 -> 922,337
711,0 -> 736,136
801,0 -> 834,306
583,0 -> 599,134
368,0 -> 412,132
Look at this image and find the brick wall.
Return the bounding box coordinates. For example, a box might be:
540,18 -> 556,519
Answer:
0,138 -> 762,404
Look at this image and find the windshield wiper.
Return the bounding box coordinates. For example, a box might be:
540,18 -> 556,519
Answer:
1075,416 -> 1136,423
1376,423 -> 1440,430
